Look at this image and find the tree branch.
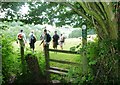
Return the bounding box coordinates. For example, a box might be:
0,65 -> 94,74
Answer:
78,2 -> 109,36
102,2 -> 118,39
62,2 -> 93,24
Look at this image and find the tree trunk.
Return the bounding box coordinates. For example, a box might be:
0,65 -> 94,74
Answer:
66,2 -> 119,83
118,3 -> 120,53
117,2 -> 120,83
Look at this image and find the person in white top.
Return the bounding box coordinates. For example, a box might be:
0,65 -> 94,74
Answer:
17,29 -> 26,47
59,34 -> 65,50
29,30 -> 36,52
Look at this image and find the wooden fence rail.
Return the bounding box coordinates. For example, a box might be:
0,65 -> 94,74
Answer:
49,49 -> 80,54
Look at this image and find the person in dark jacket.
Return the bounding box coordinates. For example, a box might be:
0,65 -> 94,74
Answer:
29,30 -> 36,53
39,29 -> 51,47
53,31 -> 59,49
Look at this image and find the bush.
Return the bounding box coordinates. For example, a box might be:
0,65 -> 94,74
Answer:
87,38 -> 119,84
66,38 -> 119,84
2,34 -> 21,84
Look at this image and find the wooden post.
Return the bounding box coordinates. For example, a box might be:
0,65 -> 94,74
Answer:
44,45 -> 50,82
20,46 -> 24,64
82,25 -> 87,48
82,25 -> 88,74
20,46 -> 25,74
25,54 -> 43,83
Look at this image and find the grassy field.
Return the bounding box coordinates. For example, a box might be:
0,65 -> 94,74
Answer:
35,38 -> 82,51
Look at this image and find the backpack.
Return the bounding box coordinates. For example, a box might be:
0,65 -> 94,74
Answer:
18,33 -> 23,40
46,34 -> 51,42
31,34 -> 36,43
53,34 -> 59,42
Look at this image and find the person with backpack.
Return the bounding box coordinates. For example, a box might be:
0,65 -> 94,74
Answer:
29,30 -> 36,53
17,29 -> 26,48
59,34 -> 65,50
40,29 -> 51,48
52,31 -> 59,49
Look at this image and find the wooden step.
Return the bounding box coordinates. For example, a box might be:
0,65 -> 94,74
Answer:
47,69 -> 67,75
50,67 -> 68,72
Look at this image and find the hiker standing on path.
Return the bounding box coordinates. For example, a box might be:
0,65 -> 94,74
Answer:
59,34 -> 65,50
17,29 -> 27,48
52,31 -> 59,49
39,29 -> 51,48
29,30 -> 36,53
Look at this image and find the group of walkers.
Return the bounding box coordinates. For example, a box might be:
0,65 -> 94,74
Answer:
17,29 -> 65,53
